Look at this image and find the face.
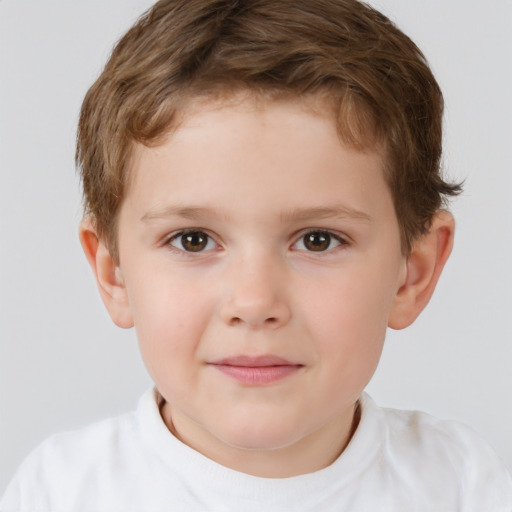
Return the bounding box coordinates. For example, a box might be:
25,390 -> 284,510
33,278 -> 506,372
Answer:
114,97 -> 407,476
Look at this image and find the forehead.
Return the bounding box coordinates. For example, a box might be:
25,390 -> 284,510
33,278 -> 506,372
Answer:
121,96 -> 394,229
128,89 -> 383,169
129,92 -> 385,179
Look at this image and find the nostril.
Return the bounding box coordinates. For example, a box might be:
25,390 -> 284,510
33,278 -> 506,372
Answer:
229,316 -> 279,327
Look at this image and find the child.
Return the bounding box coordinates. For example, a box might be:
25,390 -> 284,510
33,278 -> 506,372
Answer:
2,0 -> 511,510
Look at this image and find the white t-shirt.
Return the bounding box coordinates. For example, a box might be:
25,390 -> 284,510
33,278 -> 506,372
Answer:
2,389 -> 511,512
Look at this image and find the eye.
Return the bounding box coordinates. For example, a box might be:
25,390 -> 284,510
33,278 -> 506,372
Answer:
168,230 -> 217,253
293,230 -> 345,252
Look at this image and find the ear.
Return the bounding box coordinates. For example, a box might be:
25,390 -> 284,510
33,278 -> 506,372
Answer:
79,219 -> 134,329
388,210 -> 455,330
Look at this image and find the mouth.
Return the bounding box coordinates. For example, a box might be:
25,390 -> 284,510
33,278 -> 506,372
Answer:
208,355 -> 304,386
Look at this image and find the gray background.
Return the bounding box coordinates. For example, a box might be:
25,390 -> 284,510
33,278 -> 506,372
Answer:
1,0 -> 511,493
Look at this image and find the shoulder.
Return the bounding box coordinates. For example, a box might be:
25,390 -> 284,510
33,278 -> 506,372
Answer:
381,402 -> 504,466
36,408 -> 138,467
368,397 -> 512,510
0,408 -> 140,512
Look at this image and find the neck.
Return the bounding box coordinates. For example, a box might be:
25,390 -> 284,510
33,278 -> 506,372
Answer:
159,394 -> 360,478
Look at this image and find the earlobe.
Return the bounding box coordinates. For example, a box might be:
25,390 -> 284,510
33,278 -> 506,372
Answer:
79,219 -> 134,329
388,210 -> 455,330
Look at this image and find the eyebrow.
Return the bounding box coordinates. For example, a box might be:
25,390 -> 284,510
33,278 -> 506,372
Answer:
141,204 -> 372,223
280,206 -> 372,224
141,206 -> 218,222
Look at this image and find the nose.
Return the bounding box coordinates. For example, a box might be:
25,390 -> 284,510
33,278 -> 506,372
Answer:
220,254 -> 291,329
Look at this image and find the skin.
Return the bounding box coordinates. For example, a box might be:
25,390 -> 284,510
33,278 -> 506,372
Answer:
80,96 -> 454,478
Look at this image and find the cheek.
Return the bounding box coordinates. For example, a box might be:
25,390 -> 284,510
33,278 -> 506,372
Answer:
304,267 -> 393,370
130,285 -> 214,403
309,265 -> 393,333
127,273 -> 213,364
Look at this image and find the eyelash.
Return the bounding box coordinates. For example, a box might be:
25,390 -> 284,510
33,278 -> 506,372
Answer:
165,228 -> 349,254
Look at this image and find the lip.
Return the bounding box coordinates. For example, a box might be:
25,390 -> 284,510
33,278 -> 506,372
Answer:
208,355 -> 303,386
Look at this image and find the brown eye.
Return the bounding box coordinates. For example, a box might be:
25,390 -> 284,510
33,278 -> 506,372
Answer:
182,232 -> 207,252
170,230 -> 215,252
303,231 -> 332,251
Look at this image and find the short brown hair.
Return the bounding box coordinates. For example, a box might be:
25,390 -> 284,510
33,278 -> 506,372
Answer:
77,0 -> 461,260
